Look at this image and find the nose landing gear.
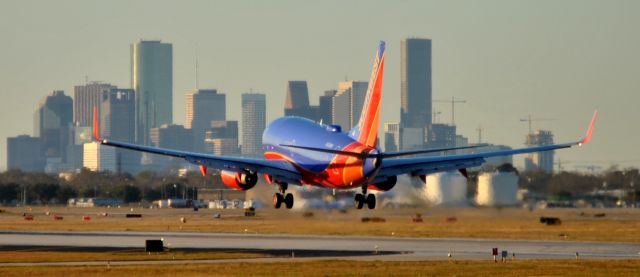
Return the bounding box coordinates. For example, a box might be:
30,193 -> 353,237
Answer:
354,185 -> 376,209
273,182 -> 293,209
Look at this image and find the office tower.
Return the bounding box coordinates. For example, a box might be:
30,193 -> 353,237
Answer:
400,127 -> 424,151
241,93 -> 266,156
425,124 -> 456,148
33,90 -> 73,164
7,135 -> 44,172
66,126 -> 92,170
204,120 -> 239,156
318,90 -> 336,125
285,81 -> 310,110
284,81 -> 319,121
131,40 -> 173,145
185,89 -> 226,152
524,130 -> 554,173
83,141 -> 116,172
148,124 -> 192,170
331,89 -> 351,130
400,38 -> 432,129
338,80 -> 368,128
383,123 -> 400,152
100,88 -> 139,172
74,82 -> 115,126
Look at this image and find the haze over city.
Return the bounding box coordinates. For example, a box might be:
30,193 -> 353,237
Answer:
1,0 -> 639,171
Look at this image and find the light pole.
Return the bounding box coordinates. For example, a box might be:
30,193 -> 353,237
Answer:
173,184 -> 178,199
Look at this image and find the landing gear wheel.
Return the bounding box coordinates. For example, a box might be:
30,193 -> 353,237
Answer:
284,193 -> 294,209
354,193 -> 365,209
273,193 -> 283,209
366,193 -> 376,209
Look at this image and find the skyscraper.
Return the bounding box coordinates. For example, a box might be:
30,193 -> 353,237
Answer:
74,82 -> 115,127
284,81 -> 310,110
100,88 -> 138,172
185,89 -> 226,152
318,90 -> 336,125
7,135 -> 44,172
524,130 -> 554,173
131,40 -> 173,145
338,80 -> 368,128
83,141 -> 116,172
241,93 -> 266,156
331,89 -> 351,130
400,38 -> 432,129
283,81 -> 319,121
34,90 -> 73,163
204,120 -> 239,156
383,123 -> 400,152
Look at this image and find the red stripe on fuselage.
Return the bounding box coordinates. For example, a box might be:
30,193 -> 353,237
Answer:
264,142 -> 374,189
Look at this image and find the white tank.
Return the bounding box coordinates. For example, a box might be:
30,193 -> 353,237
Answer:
424,171 -> 468,206
476,171 -> 519,206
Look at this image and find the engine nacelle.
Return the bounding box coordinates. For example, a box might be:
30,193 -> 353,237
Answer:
367,176 -> 397,192
220,170 -> 258,191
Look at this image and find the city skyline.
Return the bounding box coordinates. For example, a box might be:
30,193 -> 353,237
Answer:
1,1 -> 639,171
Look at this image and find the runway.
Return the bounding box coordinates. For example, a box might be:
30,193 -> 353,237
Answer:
0,230 -> 638,265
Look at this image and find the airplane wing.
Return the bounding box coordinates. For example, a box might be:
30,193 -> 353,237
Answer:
92,109 -> 301,184
375,111 -> 597,180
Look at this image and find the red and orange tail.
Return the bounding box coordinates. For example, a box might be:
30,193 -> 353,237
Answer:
350,41 -> 385,148
92,106 -> 101,141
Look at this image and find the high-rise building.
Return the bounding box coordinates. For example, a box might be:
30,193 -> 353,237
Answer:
131,40 -> 173,145
284,81 -> 310,109
83,141 -> 116,172
7,135 -> 44,172
425,124 -> 456,148
338,80 -> 368,128
100,88 -> 138,173
34,90 -> 73,163
400,38 -> 432,129
318,90 -> 336,125
241,93 -> 266,156
331,89 -> 351,130
204,120 -> 239,156
524,130 -> 554,173
74,82 -> 115,126
284,81 -> 319,121
185,89 -> 226,152
383,123 -> 400,152
148,124 -> 192,170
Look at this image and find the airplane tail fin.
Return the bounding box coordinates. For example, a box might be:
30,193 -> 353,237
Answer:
350,41 -> 385,148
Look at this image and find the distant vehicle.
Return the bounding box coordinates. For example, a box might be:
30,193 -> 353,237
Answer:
93,41 -> 597,210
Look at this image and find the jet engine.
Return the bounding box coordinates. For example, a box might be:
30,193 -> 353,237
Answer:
367,176 -> 397,191
220,170 -> 258,191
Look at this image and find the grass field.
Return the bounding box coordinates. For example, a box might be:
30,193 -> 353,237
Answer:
0,260 -> 639,277
1,206 -> 639,242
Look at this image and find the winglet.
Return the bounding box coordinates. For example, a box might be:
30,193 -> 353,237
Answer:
92,106 -> 101,141
578,110 -> 597,146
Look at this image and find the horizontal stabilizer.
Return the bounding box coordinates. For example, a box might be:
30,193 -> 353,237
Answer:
382,144 -> 489,158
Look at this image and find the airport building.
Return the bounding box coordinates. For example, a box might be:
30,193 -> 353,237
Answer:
241,93 -> 266,156
131,40 -> 173,145
185,89 -> 226,152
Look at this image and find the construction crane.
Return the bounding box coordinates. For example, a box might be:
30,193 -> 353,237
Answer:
432,110 -> 442,124
520,115 -> 556,134
554,159 -> 574,172
434,96 -> 466,125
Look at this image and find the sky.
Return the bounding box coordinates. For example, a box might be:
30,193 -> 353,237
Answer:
1,0 -> 639,172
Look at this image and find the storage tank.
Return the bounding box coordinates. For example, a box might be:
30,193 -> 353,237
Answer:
476,171 -> 519,206
424,171 -> 468,206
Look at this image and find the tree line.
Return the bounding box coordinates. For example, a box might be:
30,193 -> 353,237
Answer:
0,168 -> 222,205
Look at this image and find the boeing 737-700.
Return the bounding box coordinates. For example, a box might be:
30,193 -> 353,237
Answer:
92,41 -> 597,209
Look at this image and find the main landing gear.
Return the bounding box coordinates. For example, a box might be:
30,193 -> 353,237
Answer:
273,182 -> 293,209
354,185 -> 376,210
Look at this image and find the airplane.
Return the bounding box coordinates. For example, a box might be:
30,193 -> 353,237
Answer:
92,41 -> 598,210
